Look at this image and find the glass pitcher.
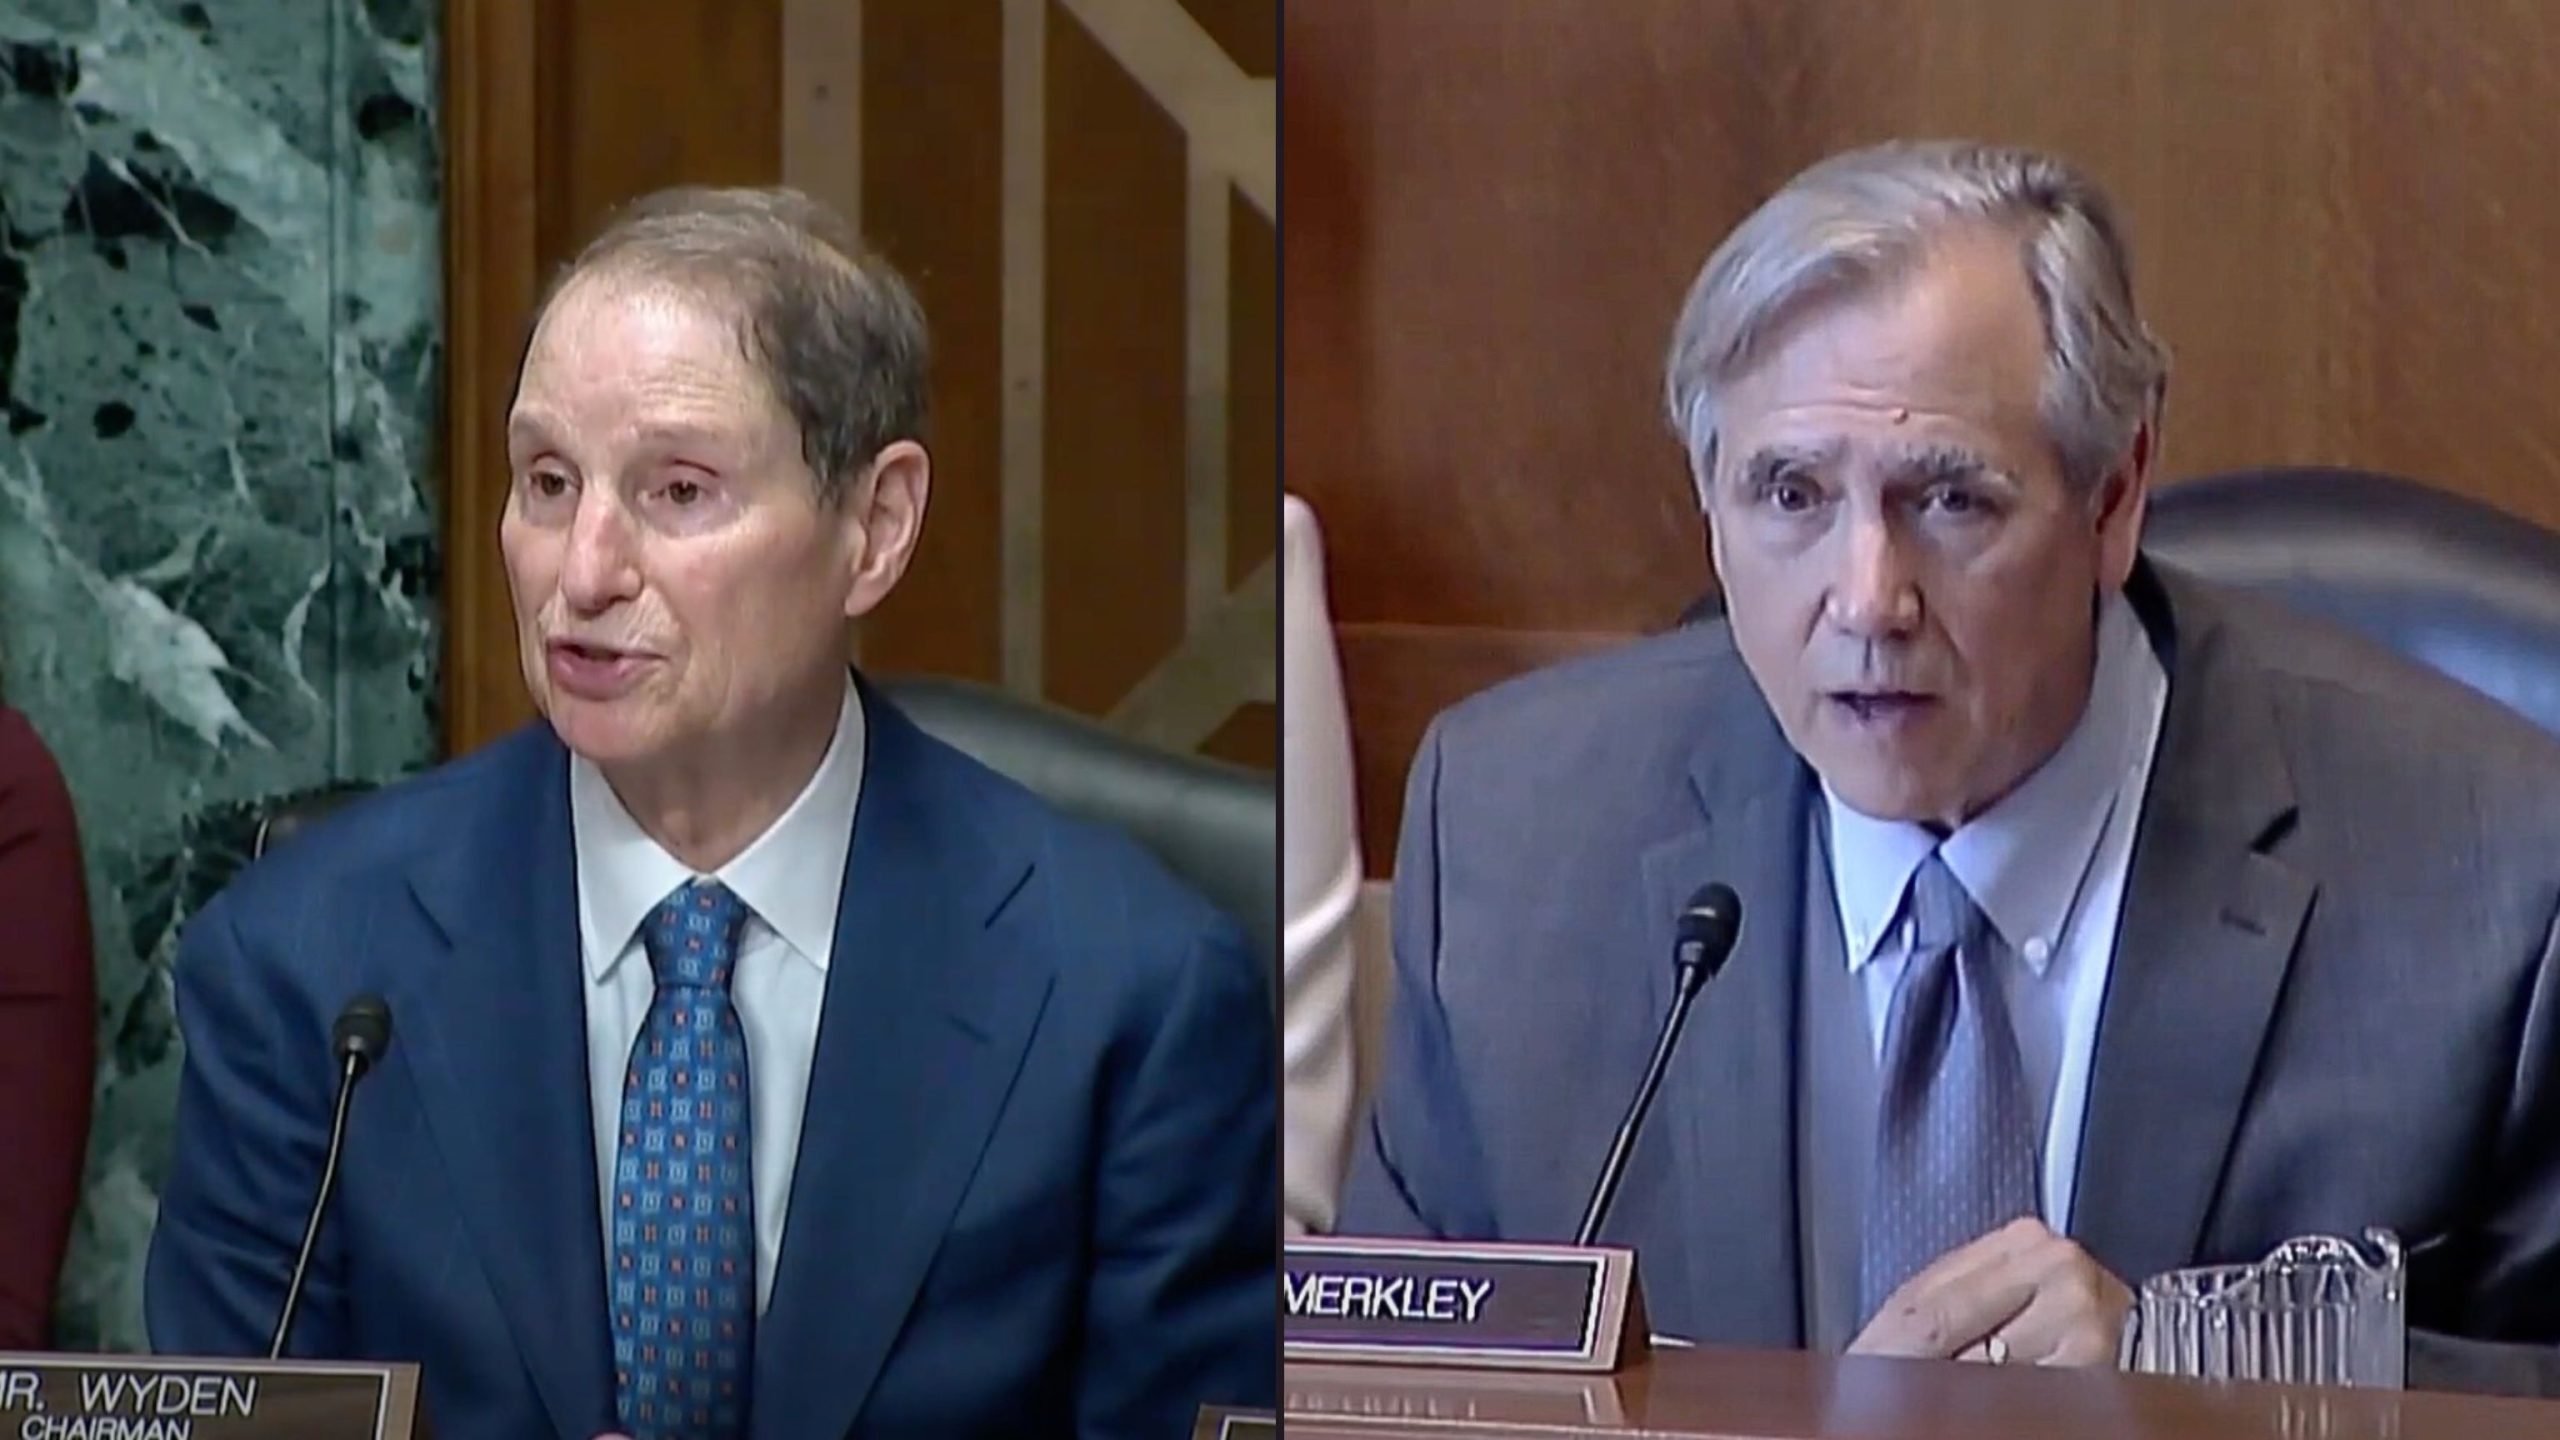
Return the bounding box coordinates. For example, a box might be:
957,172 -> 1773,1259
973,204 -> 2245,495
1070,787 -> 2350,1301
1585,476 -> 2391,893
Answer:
2122,1229 -> 2405,1389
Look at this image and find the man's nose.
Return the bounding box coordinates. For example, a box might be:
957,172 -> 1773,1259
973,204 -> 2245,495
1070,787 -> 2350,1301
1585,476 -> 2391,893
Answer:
557,490 -> 642,613
1823,512 -> 1920,638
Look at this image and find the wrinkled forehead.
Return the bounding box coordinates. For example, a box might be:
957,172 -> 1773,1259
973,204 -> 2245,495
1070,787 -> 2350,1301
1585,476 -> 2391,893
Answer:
508,273 -> 784,437
520,264 -> 763,379
1711,250 -> 2054,487
1734,434 -> 2014,488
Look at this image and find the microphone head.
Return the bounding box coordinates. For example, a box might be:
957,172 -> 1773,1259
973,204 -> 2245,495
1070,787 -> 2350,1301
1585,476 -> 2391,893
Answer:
1674,882 -> 1742,982
331,995 -> 393,1076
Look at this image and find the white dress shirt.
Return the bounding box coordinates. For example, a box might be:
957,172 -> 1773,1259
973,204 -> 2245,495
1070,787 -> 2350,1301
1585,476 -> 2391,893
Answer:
572,680 -> 865,1314
1823,592 -> 2168,1232
1281,495 -> 1363,1234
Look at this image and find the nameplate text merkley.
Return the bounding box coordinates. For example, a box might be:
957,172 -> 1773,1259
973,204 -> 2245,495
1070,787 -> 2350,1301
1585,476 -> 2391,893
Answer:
1283,1238 -> 1649,1373
1287,1272 -> 1493,1325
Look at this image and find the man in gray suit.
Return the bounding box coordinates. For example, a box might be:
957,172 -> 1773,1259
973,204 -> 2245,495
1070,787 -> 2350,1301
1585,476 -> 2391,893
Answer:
1340,139 -> 2560,1392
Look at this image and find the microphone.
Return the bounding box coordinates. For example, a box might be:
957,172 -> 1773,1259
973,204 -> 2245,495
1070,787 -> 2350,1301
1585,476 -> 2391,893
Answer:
269,994 -> 394,1359
1573,883 -> 1742,1247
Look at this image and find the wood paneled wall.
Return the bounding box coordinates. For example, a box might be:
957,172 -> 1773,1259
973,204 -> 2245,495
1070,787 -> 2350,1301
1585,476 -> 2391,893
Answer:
783,0 -> 1279,767
1283,0 -> 2560,873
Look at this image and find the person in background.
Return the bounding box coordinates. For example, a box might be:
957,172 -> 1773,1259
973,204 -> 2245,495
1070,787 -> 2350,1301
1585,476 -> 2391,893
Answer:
1281,494 -> 1362,1233
0,702 -> 98,1350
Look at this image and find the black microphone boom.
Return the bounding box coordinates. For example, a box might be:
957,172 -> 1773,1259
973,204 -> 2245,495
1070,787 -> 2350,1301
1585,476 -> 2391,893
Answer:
1573,883 -> 1742,1247
270,994 -> 394,1359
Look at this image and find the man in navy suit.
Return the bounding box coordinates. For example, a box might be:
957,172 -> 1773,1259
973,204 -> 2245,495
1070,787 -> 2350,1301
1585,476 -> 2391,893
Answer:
145,186 -> 1277,1437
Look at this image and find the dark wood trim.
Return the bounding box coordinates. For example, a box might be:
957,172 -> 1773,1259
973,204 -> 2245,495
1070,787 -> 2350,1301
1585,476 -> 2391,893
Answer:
439,0 -> 544,757
438,0 -> 787,758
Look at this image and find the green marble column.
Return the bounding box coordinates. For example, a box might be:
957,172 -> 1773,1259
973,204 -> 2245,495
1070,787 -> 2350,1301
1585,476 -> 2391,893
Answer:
0,0 -> 440,1351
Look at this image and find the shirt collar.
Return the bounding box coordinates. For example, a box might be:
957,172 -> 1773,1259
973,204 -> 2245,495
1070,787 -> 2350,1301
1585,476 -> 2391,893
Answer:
571,678 -> 867,980
1826,590 -> 2162,975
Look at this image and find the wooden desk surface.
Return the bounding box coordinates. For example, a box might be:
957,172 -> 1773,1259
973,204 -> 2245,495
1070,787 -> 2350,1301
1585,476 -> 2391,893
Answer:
1286,1346 -> 2560,1438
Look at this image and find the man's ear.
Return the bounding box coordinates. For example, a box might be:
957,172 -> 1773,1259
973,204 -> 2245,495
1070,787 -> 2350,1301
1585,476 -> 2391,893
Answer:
2094,418 -> 2154,592
843,440 -> 931,619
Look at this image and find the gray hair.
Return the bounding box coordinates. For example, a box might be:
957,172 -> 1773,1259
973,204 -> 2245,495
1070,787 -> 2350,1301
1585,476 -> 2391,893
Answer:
529,184 -> 930,505
1663,140 -> 2168,505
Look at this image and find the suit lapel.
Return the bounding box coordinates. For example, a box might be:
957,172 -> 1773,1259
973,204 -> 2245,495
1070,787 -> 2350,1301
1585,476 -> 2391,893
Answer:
397,730 -> 614,1439
1640,656 -> 1810,1346
2071,568 -> 2316,1286
752,693 -> 1050,1440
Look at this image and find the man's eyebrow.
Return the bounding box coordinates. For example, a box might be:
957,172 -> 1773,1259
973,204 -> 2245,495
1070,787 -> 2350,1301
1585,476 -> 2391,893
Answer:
501,415 -> 745,461
630,421 -> 736,451
1736,439 -> 1846,488
504,410 -> 555,449
1881,441 -> 2002,484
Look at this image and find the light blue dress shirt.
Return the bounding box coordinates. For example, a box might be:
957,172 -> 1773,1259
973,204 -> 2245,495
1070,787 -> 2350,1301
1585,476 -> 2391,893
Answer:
1822,592 -> 2169,1233
572,679 -> 866,1314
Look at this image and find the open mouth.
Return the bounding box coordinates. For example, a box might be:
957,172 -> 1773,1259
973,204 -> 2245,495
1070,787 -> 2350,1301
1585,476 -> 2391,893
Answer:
545,639 -> 653,698
1828,690 -> 1935,723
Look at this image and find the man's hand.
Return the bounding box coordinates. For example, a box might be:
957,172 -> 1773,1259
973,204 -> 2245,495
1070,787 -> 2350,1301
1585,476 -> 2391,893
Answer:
1850,1217 -> 2132,1367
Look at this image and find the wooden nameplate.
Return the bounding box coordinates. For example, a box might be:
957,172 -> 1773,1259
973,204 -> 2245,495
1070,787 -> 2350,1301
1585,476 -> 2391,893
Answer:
1283,1236 -> 1650,1373
1190,1404 -> 1278,1438
0,1354 -> 425,1438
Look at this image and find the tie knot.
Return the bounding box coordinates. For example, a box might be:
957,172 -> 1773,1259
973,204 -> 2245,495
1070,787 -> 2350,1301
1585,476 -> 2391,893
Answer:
643,879 -> 749,991
1905,851 -> 1989,956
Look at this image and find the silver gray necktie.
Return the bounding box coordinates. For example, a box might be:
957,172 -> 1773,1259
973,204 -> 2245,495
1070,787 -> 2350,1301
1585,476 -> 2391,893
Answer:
1858,850 -> 2042,1325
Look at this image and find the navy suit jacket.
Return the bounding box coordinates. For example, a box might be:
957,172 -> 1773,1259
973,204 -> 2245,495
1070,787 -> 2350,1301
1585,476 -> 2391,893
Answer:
145,687 -> 1278,1436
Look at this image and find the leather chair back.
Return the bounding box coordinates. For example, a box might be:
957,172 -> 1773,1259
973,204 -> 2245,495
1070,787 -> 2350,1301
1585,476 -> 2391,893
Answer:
872,675 -> 1277,969
2144,466 -> 2560,740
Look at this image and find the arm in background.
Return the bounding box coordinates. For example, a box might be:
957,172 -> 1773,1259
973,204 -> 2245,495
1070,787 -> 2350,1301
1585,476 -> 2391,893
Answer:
0,706 -> 98,1350
1281,495 -> 1362,1234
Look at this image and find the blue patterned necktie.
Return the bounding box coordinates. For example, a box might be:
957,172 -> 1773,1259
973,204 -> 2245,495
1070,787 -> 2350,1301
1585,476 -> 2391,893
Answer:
611,879 -> 756,1440
1858,851 -> 2042,1326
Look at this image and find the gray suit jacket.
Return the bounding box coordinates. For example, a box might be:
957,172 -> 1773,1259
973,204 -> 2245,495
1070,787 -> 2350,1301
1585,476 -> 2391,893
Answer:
1340,560 -> 2560,1395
